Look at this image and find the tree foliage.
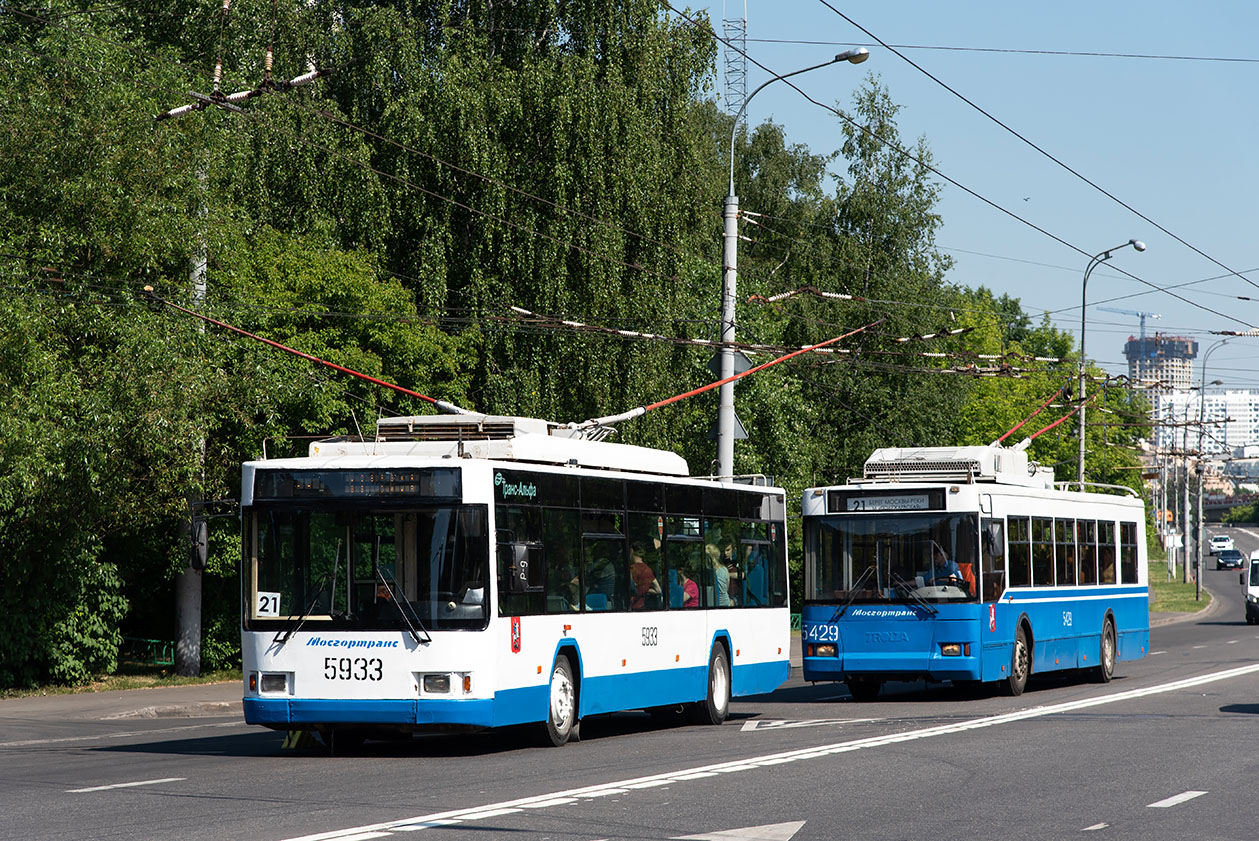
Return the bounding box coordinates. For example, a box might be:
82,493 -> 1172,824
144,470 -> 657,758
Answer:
0,2 -> 1150,686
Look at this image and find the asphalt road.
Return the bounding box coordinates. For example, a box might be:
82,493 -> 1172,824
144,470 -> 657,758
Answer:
2,538 -> 1257,841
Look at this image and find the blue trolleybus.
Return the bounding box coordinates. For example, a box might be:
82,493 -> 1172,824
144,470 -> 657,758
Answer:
800,445 -> 1149,699
240,414 -> 789,748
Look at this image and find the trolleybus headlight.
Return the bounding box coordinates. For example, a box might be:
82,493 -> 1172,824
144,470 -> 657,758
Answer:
423,674 -> 452,693
260,673 -> 288,693
940,643 -> 962,657
815,644 -> 837,658
1248,595 -> 1258,604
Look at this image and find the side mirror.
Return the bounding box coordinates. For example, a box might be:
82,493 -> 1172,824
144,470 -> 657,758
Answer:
191,518 -> 208,571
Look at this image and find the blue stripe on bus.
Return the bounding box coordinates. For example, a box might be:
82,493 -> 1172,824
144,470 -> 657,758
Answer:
244,658 -> 790,729
800,591 -> 1149,684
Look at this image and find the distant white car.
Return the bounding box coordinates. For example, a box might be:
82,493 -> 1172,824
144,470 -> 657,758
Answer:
1211,534 -> 1234,555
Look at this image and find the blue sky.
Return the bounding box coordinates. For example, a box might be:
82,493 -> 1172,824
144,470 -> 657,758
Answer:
687,1 -> 1259,385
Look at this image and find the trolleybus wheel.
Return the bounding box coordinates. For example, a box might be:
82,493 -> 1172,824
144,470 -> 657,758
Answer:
541,657 -> 577,747
845,677 -> 882,702
690,645 -> 731,725
1004,626 -> 1030,696
1092,619 -> 1116,684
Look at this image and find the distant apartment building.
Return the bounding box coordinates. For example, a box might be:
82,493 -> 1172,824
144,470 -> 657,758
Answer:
1154,390 -> 1259,455
1123,333 -> 1197,391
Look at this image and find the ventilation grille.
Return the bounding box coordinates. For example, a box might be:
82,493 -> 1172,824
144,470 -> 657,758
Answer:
376,419 -> 523,442
864,459 -> 982,481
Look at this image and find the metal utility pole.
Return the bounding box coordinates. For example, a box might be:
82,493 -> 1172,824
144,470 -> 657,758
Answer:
717,47 -> 869,478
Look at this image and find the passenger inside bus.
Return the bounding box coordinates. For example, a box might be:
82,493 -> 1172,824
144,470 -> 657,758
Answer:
629,542 -> 662,610
675,568 -> 699,608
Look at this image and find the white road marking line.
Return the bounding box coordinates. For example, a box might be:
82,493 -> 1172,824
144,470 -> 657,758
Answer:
674,822 -> 806,840
67,777 -> 185,793
278,663 -> 1259,841
1147,790 -> 1207,808
1082,823 -> 1108,831
1192,645 -> 1207,649
741,718 -> 879,732
1,721 -> 239,749
1149,651 -> 1167,656
1227,640 -> 1239,644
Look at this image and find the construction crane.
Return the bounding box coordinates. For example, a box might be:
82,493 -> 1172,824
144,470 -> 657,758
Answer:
1098,306 -> 1161,358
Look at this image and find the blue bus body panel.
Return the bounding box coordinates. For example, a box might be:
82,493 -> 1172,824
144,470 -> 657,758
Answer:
245,656 -> 788,728
801,586 -> 1148,685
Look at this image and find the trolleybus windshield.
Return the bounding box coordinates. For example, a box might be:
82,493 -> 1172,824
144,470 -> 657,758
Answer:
246,505 -> 490,632
810,512 -> 980,603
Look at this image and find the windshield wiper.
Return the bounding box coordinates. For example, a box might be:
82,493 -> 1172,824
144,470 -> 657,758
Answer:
375,566 -> 431,645
889,572 -> 938,616
274,540 -> 343,646
831,565 -> 876,621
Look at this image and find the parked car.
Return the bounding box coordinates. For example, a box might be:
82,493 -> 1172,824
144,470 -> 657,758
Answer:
1211,534 -> 1234,555
1217,548 -> 1244,570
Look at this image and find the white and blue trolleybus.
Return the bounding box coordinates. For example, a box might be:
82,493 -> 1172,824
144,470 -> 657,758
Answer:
241,414 -> 789,746
801,445 -> 1149,699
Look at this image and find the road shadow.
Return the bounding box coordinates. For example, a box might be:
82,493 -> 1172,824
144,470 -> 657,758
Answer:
1220,703 -> 1259,716
745,671 -> 1126,705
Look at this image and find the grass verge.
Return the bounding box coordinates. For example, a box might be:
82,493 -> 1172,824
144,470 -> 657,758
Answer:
1148,562 -> 1212,614
0,664 -> 241,700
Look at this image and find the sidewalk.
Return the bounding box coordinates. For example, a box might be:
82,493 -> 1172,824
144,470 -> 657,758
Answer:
0,680 -> 241,721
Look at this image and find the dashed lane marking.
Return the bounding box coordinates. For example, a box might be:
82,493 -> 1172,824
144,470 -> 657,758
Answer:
740,718 -> 879,732
1147,790 -> 1207,808
67,777 -> 185,793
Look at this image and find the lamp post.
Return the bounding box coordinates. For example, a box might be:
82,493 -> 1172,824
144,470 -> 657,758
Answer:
717,47 -> 869,479
1076,239 -> 1146,487
1195,338 -> 1230,599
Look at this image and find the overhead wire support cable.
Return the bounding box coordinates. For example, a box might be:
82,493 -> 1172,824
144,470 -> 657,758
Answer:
143,287 -> 470,415
813,0 -> 1259,293
570,318 -> 884,431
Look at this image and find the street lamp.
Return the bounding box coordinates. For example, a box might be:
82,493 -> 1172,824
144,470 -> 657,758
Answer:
1076,238 -> 1146,487
1195,338 -> 1231,598
716,47 -> 869,478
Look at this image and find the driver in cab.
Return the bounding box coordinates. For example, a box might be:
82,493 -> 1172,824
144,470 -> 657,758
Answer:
926,542 -> 965,589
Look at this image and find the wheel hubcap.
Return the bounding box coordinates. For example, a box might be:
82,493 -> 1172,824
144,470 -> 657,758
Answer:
1014,640 -> 1028,680
713,659 -> 730,713
551,670 -> 573,727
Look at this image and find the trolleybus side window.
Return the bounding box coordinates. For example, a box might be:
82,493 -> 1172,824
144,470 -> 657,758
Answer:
543,508 -> 582,612
1120,521 -> 1138,584
980,517 -> 1006,600
1077,520 -> 1098,585
1031,517 -> 1054,586
1008,516 -> 1031,588
1055,518 -> 1077,587
496,505 -> 545,616
703,517 -> 738,607
1099,521 -> 1117,584
739,522 -> 772,607
627,512 -> 664,611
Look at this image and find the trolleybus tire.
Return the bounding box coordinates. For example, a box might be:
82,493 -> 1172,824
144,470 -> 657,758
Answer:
541,657 -> 577,747
845,677 -> 882,702
1004,625 -> 1031,696
689,645 -> 731,725
1092,619 -> 1116,684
